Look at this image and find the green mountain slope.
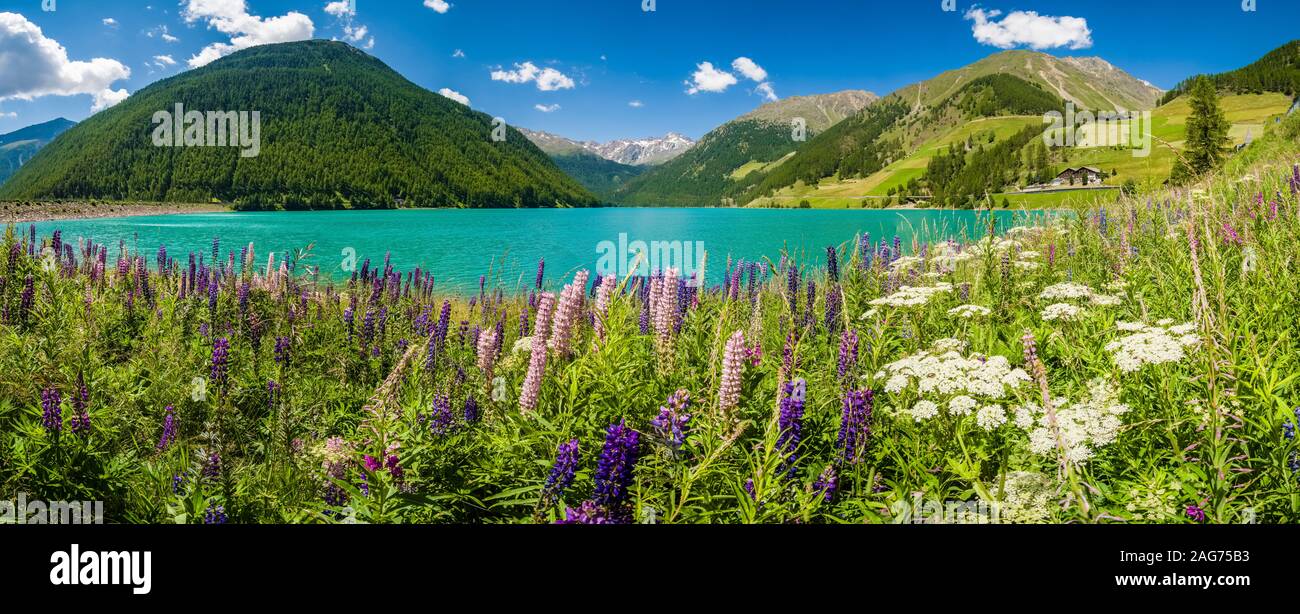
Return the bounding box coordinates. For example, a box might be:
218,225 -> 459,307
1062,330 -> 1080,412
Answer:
1160,40 -> 1300,104
742,73 -> 1065,205
0,118 -> 76,185
738,50 -> 1163,207
548,151 -> 646,201
613,90 -> 877,207
0,40 -> 596,209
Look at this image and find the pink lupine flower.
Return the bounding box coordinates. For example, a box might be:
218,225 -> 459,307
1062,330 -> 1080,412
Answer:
521,293 -> 557,413
653,268 -> 679,355
548,270 -> 588,358
476,325 -> 498,383
719,329 -> 746,415
594,274 -> 617,342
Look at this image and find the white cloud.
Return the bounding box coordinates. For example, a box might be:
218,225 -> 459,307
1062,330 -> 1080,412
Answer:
102,18 -> 119,27
731,57 -> 767,82
452,48 -> 464,58
534,103 -> 561,113
964,7 -> 1092,50
490,62 -> 575,91
323,1 -> 354,17
182,0 -> 315,68
628,100 -> 643,108
685,61 -> 737,94
754,82 -> 778,102
153,54 -> 177,65
438,87 -> 469,106
149,25 -> 180,42
424,0 -> 452,14
0,12 -> 131,112
93,88 -> 130,111
0,111 -> 16,119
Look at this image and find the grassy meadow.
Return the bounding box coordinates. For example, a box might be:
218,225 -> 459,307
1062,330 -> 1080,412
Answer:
1,112 -> 1299,524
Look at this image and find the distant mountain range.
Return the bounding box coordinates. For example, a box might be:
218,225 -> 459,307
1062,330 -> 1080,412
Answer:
521,129 -> 695,166
0,118 -> 76,185
0,41 -> 596,208
611,90 -> 879,206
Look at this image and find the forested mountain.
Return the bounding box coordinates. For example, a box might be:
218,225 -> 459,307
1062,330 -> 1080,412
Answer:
1160,40 -> 1300,104
0,118 -> 76,185
0,40 -> 596,209
741,74 -> 1065,205
547,150 -> 646,201
613,90 -> 877,207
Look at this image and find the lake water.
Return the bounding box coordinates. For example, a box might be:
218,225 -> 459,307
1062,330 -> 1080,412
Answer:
31,208 -> 1051,293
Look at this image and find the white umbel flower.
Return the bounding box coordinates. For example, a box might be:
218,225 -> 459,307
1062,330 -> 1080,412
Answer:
1104,321 -> 1199,373
1041,303 -> 1085,321
948,304 -> 992,319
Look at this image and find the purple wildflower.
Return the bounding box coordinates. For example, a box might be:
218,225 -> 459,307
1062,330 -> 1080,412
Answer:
651,389 -> 692,450
837,328 -> 858,382
813,465 -> 838,503
836,389 -> 874,465
1185,505 -> 1206,523
41,388 -> 62,435
157,406 -> 177,451
777,378 -> 807,480
592,419 -> 641,523
210,337 -> 230,389
540,439 -> 580,508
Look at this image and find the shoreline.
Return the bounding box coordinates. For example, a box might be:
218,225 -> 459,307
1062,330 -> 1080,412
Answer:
4,201 -> 1065,224
2,201 -> 231,224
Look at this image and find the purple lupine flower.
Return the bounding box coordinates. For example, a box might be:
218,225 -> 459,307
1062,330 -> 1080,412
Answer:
41,388 -> 62,435
207,275 -> 219,313
837,328 -> 858,382
19,274 -> 34,322
157,406 -> 177,451
237,280 -> 250,313
535,258 -> 545,290
540,439 -> 580,508
824,283 -> 842,334
744,478 -> 757,501
859,233 -> 872,270
836,389 -> 874,465
555,500 -> 610,524
826,246 -> 839,282
1185,505 -> 1206,523
203,452 -> 222,481
813,465 -> 838,503
776,379 -> 807,480
651,389 -> 692,450
785,264 -> 800,314
210,337 -> 230,389
592,419 -> 641,523
172,473 -> 187,495
68,374 -> 91,437
463,394 -> 479,422
428,394 -> 455,435
892,235 -> 902,259
204,504 -> 228,525
274,336 -> 290,369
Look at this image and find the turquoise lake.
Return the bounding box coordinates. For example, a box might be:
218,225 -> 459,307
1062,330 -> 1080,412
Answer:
31,208 -> 1052,293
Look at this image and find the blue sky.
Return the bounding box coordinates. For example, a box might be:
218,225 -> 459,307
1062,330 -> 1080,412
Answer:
1,0 -> 1297,141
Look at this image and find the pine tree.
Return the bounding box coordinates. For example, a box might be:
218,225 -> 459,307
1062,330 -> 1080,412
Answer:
1172,76 -> 1231,184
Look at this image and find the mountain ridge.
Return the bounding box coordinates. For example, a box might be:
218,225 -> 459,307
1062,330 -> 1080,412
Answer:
0,41 -> 595,208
